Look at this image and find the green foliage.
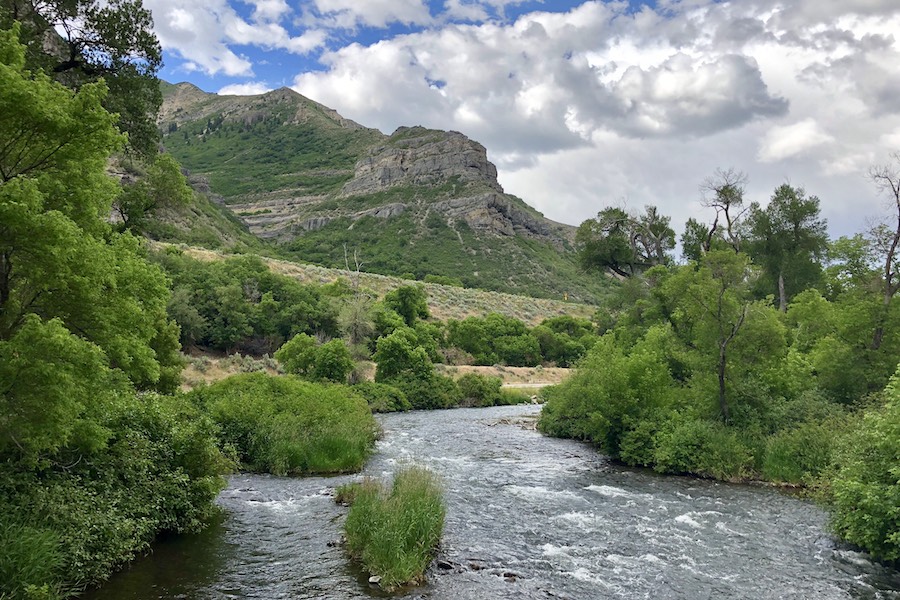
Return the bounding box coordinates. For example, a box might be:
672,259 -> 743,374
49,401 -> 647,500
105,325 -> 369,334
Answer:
374,328 -> 433,382
312,339 -> 355,383
0,393 -> 229,598
383,285 -> 430,326
423,274 -> 464,287
115,153 -> 193,231
762,421 -> 838,484
391,372 -> 463,410
746,184 -> 828,309
652,413 -> 754,481
274,333 -> 318,375
352,382 -> 412,413
447,313 -> 540,366
576,205 -> 674,277
192,373 -> 377,475
154,252 -> 338,353
829,368 -> 900,560
456,373 -> 503,407
539,329 -> 677,455
1,0 -> 163,156
341,467 -> 445,590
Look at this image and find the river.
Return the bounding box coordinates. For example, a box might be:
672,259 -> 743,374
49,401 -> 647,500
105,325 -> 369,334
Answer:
85,404 -> 900,599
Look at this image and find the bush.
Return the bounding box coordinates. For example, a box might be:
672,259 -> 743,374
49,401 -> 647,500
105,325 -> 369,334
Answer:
456,373 -> 503,407
0,393 -> 229,599
386,373 -> 460,410
762,421 -> 838,483
311,339 -> 354,383
275,335 -> 354,383
353,382 -> 412,413
341,467 -> 445,590
192,373 -> 377,475
374,328 -> 432,382
829,368 -> 900,560
652,414 -> 755,481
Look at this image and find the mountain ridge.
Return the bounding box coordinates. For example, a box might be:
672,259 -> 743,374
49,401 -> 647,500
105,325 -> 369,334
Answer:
156,82 -> 608,303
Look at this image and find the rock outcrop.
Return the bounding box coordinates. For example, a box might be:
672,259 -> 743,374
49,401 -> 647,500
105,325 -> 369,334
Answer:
340,127 -> 502,197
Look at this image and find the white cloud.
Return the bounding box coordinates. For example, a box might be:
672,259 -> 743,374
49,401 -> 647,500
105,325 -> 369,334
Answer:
218,81 -> 274,95
310,0 -> 432,29
146,0 -> 326,76
758,119 -> 835,163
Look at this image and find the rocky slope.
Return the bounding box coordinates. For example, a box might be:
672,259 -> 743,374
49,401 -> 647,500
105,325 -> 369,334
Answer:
156,83 -> 606,302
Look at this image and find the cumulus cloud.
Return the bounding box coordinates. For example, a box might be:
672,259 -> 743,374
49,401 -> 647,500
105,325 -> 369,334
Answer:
308,0 -> 432,29
758,119 -> 835,163
218,81 -> 274,95
146,0 -> 325,76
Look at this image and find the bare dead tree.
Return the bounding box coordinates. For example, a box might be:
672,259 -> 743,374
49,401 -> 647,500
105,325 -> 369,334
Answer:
868,153 -> 900,350
700,168 -> 750,253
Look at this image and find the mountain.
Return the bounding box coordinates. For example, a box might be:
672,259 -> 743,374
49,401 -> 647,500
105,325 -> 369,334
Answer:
157,82 -> 609,303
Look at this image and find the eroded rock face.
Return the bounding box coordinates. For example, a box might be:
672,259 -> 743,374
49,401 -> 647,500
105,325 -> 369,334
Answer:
340,127 -> 503,197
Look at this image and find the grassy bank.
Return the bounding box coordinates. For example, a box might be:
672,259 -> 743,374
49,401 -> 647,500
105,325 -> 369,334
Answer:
189,373 -> 378,475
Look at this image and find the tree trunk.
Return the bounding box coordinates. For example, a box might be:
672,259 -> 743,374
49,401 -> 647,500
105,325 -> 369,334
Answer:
778,272 -> 787,313
718,344 -> 730,423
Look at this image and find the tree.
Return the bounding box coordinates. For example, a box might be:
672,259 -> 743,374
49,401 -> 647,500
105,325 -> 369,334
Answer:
383,285 -> 429,327
576,205 -> 674,277
868,153 -> 900,350
115,154 -> 193,231
663,251 -> 760,422
374,328 -> 432,382
830,365 -> 900,560
274,333 -> 318,376
1,0 -> 163,156
747,184 -> 828,311
0,25 -> 180,391
696,168 -> 749,255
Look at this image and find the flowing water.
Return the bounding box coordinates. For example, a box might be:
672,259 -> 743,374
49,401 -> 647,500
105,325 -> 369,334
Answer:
85,404 -> 900,599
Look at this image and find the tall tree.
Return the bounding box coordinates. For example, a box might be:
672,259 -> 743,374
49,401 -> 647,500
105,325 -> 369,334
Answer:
576,205 -> 674,277
1,0 -> 163,156
698,168 -> 749,254
0,24 -> 180,394
868,153 -> 900,350
747,184 -> 828,311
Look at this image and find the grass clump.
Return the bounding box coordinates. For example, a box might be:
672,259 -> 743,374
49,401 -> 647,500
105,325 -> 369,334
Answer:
190,373 -> 377,475
340,467 -> 445,590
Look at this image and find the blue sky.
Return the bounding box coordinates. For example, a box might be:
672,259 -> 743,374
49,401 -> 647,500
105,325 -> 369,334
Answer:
145,0 -> 900,238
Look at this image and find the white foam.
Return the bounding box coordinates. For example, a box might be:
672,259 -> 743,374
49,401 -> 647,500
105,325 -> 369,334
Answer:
505,485 -> 580,501
674,513 -> 703,528
585,484 -> 638,499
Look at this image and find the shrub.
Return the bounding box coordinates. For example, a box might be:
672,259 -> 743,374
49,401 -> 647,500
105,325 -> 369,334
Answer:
274,333 -> 317,375
276,335 -> 354,383
456,373 -> 503,407
652,414 -> 755,481
311,339 -> 354,383
374,328 -> 432,382
829,368 -> 900,560
762,421 -> 838,483
341,467 -> 445,590
383,285 -> 429,326
391,373 -> 462,410
192,373 -> 377,475
0,393 -> 229,599
353,382 -> 412,413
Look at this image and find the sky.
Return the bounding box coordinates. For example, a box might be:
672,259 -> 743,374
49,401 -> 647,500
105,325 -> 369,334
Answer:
145,0 -> 900,240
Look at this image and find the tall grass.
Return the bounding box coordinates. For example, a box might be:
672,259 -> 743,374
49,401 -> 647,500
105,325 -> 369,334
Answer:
339,467 -> 445,590
191,373 -> 378,475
